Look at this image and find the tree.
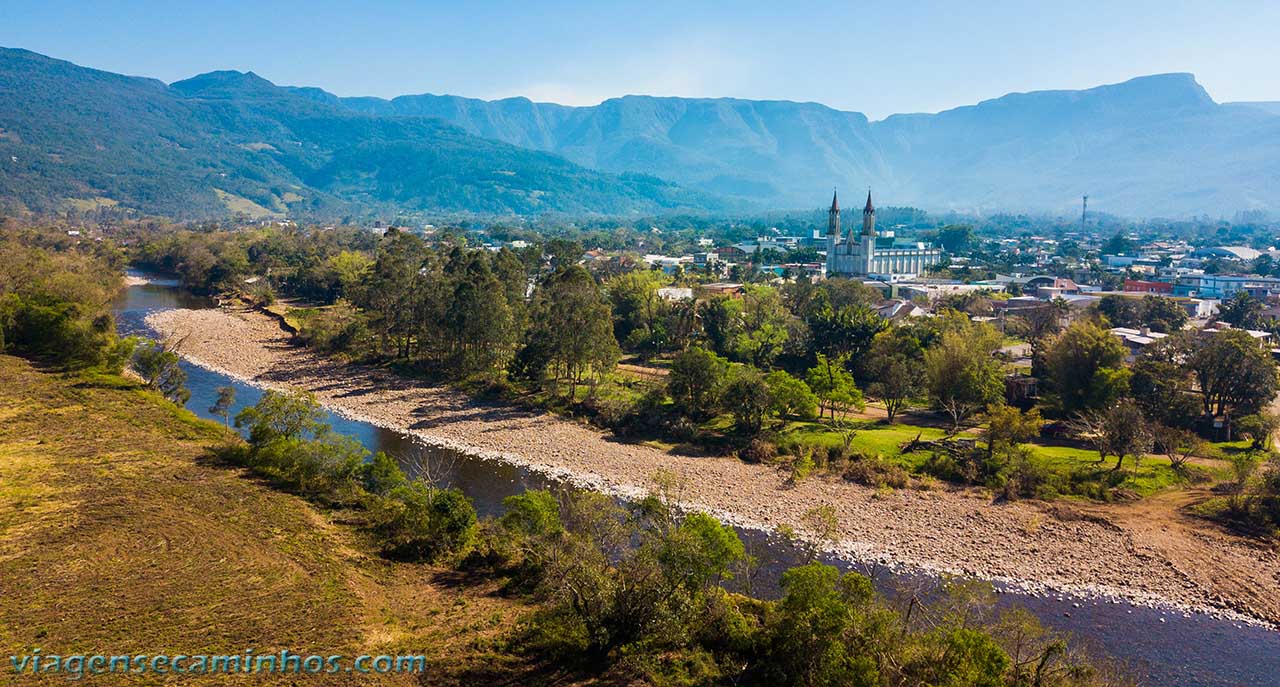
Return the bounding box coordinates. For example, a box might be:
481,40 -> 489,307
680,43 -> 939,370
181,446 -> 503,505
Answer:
607,270 -> 669,357
766,370 -> 818,422
1235,412 -> 1279,450
234,389 -> 327,446
1218,291 -> 1265,330
805,354 -> 864,422
935,224 -> 976,253
730,284 -> 791,368
1067,400 -> 1152,471
807,297 -> 886,376
924,327 -> 1003,431
208,385 -> 236,427
1129,343 -> 1200,429
1183,329 -> 1279,437
132,340 -> 189,405
444,254 -> 515,375
523,266 -> 621,399
983,404 -> 1042,460
1140,295 -> 1189,333
722,366 -> 773,434
864,330 -> 925,422
667,346 -> 728,420
1151,426 -> 1204,473
1041,320 -> 1130,414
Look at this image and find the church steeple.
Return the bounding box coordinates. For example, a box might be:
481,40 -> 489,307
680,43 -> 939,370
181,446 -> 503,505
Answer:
861,189 -> 876,236
827,188 -> 841,235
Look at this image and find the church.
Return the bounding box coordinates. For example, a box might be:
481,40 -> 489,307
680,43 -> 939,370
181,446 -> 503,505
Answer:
824,190 -> 942,280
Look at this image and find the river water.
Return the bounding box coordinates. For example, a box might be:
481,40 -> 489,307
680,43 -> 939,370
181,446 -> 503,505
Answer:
113,274 -> 1279,686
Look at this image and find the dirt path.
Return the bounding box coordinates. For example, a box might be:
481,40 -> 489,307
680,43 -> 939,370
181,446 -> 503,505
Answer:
147,306 -> 1280,627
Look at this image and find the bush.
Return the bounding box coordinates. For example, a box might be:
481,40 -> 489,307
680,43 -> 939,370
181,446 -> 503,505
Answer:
842,454 -> 909,489
739,438 -> 777,464
373,483 -> 477,561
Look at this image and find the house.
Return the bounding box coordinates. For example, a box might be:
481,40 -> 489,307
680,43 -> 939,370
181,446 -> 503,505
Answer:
656,287 -> 694,302
701,282 -> 744,297
1109,327 -> 1169,360
874,299 -> 928,320
1123,279 -> 1174,295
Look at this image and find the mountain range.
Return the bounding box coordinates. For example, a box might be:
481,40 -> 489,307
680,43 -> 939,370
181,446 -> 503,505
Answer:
2,46 -> 1279,219
331,75 -> 1280,218
0,48 -> 720,219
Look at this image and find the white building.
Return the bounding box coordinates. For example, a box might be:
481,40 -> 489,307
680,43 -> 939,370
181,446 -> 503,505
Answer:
824,191 -> 942,281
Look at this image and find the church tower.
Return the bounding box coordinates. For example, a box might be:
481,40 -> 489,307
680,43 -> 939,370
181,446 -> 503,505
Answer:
861,189 -> 876,236
827,189 -> 841,236
826,190 -> 840,268
860,190 -> 876,275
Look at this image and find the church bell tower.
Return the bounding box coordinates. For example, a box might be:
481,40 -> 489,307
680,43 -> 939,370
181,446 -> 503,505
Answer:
860,190 -> 876,275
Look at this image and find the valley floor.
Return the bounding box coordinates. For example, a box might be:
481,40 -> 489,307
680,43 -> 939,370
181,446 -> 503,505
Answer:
148,306 -> 1280,628
0,355 -> 531,686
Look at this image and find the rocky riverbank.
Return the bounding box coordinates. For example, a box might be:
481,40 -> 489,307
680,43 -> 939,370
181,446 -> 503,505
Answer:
148,306 -> 1280,628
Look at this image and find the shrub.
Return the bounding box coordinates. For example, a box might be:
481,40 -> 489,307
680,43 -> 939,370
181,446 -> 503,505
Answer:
739,438 -> 777,464
373,483 -> 478,561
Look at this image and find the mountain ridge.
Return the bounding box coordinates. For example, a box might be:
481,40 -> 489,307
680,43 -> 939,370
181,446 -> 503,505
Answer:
3,45 -> 1280,219
320,71 -> 1280,217
0,47 -> 726,219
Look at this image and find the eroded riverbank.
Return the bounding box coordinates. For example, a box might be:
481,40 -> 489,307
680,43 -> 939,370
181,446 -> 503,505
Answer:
147,306 -> 1280,628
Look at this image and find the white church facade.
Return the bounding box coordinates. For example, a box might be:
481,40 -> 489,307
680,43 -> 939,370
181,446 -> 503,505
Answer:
824,190 -> 942,281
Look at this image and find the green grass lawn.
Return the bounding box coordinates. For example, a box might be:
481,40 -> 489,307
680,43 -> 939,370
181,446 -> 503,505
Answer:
770,417 -> 1209,499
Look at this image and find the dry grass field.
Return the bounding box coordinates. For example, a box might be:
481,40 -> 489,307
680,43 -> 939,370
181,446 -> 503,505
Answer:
0,355 -> 533,686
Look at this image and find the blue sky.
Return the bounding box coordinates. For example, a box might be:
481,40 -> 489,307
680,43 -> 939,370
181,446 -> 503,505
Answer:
3,0 -> 1278,118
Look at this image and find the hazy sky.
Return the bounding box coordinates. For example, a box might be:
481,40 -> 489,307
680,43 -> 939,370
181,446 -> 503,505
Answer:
4,0 -> 1278,119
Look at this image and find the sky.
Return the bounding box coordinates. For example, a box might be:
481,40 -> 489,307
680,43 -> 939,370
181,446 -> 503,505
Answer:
3,0 -> 1279,119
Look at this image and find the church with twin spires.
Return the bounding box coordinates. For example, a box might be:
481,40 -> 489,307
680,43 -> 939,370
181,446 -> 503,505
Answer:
824,190 -> 942,280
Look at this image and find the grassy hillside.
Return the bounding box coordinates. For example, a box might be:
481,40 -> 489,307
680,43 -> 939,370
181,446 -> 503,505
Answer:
0,356 -> 526,685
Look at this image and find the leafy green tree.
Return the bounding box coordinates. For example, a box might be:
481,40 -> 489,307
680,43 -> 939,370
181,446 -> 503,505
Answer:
445,254 -> 515,374
132,340 -> 189,405
935,224 -> 976,253
759,563 -> 879,687
730,284 -> 791,368
766,370 -> 818,421
865,329 -> 925,422
1042,320 -> 1130,414
523,266 -> 620,399
1218,291 -> 1265,330
361,451 -> 408,496
607,270 -> 669,357
1183,329 -> 1279,435
806,353 -> 865,422
1129,342 -> 1200,429
657,512 -> 744,591
1097,295 -> 1187,333
208,385 -> 236,426
235,389 -> 327,445
924,327 -> 1003,430
667,346 -> 729,420
1235,413 -> 1279,450
374,482 -> 477,561
807,296 -> 886,377
982,404 -> 1041,460
722,366 -> 773,434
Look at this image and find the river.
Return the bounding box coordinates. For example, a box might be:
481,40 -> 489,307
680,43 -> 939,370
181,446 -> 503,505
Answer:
113,273 -> 1279,686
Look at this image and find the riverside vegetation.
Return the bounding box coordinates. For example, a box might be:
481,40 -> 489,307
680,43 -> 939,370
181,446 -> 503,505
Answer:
0,224 -> 1139,685
127,221 -> 1280,525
